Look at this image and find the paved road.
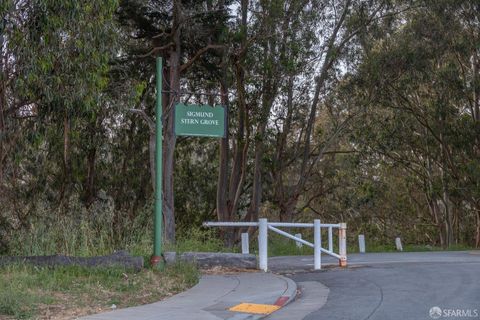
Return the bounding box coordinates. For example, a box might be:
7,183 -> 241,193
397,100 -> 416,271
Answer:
268,251 -> 480,320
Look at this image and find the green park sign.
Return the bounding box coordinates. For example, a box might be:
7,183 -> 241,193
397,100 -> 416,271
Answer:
174,103 -> 226,138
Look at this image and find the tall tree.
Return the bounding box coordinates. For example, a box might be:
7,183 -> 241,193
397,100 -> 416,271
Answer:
118,0 -> 230,242
349,0 -> 480,247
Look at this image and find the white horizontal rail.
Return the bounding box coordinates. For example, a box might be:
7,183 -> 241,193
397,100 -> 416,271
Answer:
318,223 -> 341,228
268,225 -> 314,248
269,222 -> 313,228
270,222 -> 341,228
203,222 -> 258,227
202,219 -> 347,271
203,221 -> 340,228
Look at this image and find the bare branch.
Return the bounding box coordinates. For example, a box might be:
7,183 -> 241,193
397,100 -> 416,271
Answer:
180,44 -> 224,72
129,109 -> 155,133
152,30 -> 172,39
137,42 -> 174,58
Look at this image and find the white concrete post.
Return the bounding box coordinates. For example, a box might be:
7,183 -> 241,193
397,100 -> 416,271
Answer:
328,227 -> 333,252
358,234 -> 366,253
395,237 -> 403,251
241,233 -> 249,254
339,223 -> 347,267
314,219 -> 321,270
258,218 -> 268,272
294,233 -> 303,248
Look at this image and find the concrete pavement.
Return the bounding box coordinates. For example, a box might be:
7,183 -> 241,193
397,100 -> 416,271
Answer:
266,281 -> 329,320
80,272 -> 297,320
268,251 -> 480,320
268,250 -> 480,272
81,251 -> 480,320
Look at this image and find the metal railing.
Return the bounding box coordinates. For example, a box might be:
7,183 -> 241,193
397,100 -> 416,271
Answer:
203,218 -> 347,271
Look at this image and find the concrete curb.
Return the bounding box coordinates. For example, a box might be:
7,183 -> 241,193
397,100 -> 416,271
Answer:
165,251 -> 257,269
273,274 -> 298,308
80,271 -> 298,320
225,273 -> 298,320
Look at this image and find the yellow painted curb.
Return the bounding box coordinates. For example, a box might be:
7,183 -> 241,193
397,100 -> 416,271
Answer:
229,303 -> 281,315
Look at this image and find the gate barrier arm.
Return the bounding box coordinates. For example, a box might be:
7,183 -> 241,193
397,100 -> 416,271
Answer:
202,219 -> 347,271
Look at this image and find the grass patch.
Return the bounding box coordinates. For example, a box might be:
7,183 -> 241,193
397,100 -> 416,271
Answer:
6,199 -> 157,258
347,241 -> 475,253
267,233 -> 313,256
245,232 -> 314,257
348,242 -> 475,253
250,232 -> 476,256
169,228 -> 311,256
0,262 -> 199,320
167,228 -> 238,253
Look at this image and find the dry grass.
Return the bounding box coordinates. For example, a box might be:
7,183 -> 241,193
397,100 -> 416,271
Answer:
0,262 -> 199,320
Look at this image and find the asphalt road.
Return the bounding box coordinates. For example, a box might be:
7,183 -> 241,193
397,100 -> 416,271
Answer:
268,251 -> 480,320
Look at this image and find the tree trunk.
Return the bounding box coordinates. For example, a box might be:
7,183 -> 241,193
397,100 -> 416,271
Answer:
216,71 -> 236,246
84,147 -> 96,206
246,124 -> 265,223
273,76 -> 294,220
227,0 -> 248,219
244,6 -> 281,227
271,2 -> 350,221
472,51 -> 479,247
279,199 -> 296,222
427,197 -> 445,247
60,111 -> 71,202
472,50 -> 479,122
0,19 -> 4,185
215,0 -> 248,246
83,116 -> 100,206
216,117 -> 228,224
442,189 -> 454,247
439,110 -> 454,247
162,0 -> 181,244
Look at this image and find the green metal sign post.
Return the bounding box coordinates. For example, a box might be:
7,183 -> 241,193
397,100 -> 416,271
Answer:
151,57 -> 164,268
150,60 -> 227,268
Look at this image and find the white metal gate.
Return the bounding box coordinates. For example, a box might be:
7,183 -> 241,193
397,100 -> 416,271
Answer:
203,219 -> 347,271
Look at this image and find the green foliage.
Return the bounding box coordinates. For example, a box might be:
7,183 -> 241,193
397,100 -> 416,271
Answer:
10,1 -> 118,113
170,228 -> 229,253
1,0 -> 479,260
6,195 -> 153,257
0,288 -> 45,319
266,233 -> 314,257
348,242 -> 474,254
0,262 -> 199,319
174,139 -> 218,230
164,261 -> 200,290
340,0 -> 480,247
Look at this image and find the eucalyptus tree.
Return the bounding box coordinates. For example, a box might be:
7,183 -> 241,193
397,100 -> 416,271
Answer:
117,0 -> 231,242
261,0 -> 395,222
349,0 -> 480,247
0,1 -> 120,252
214,0 -> 325,244
212,0 -> 398,247
0,2 -> 118,204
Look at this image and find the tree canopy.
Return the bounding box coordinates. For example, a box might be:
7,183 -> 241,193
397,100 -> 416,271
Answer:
0,0 -> 478,255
